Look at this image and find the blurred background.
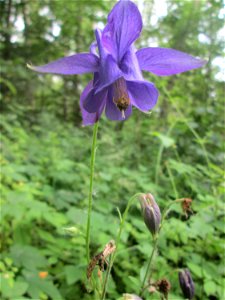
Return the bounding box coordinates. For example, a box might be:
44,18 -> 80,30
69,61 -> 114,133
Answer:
0,0 -> 224,299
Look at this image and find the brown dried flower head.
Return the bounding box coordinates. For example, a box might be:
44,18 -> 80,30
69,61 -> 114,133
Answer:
87,240 -> 116,279
181,198 -> 193,218
156,278 -> 171,300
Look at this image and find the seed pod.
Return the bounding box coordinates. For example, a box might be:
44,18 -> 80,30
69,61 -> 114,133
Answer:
156,278 -> 171,300
123,294 -> 143,300
178,269 -> 195,300
139,193 -> 161,237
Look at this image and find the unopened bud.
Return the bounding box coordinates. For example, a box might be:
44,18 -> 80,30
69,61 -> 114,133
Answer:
178,269 -> 195,300
139,193 -> 161,237
123,294 -> 143,300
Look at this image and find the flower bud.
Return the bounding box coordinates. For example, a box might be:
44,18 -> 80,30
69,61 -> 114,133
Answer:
139,193 -> 161,237
178,269 -> 195,300
123,294 -> 143,300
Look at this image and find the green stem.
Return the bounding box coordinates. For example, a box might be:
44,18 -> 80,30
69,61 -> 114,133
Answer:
140,197 -> 185,296
101,193 -> 142,300
140,236 -> 159,296
166,162 -> 179,199
86,121 -> 99,263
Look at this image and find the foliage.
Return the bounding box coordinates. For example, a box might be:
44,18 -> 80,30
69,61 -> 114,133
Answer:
0,0 -> 224,299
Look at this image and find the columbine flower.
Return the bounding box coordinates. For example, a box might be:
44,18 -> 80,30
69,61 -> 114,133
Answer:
28,0 -> 206,126
139,193 -> 161,237
178,269 -> 195,300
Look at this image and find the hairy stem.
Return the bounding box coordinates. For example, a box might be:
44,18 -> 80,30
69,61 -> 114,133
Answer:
86,121 -> 99,263
101,193 -> 142,300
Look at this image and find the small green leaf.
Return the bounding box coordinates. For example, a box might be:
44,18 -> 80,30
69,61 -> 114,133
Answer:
204,280 -> 217,296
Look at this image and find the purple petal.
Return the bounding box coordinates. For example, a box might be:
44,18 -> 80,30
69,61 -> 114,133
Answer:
80,81 -> 105,126
96,54 -> 122,93
127,80 -> 158,111
120,46 -> 143,81
95,29 -> 122,92
102,0 -> 142,61
105,86 -> 132,121
136,47 -> 207,76
83,87 -> 107,113
27,53 -> 99,75
90,42 -> 98,56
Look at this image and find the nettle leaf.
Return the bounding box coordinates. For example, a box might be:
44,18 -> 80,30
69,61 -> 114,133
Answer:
22,270 -> 63,300
0,275 -> 28,298
128,276 -> 141,290
64,265 -> 86,285
152,131 -> 175,148
204,280 -> 217,296
187,262 -> 202,278
10,245 -> 47,270
168,159 -> 201,176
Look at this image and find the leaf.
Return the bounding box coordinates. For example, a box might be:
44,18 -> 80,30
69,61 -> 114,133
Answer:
152,132 -> 175,148
204,280 -> 217,296
64,265 -> 86,285
22,270 -> 63,300
187,262 -> 202,278
10,245 -> 47,270
1,275 -> 28,298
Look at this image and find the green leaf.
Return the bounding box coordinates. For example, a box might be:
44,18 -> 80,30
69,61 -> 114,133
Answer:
187,262 -> 202,278
204,280 -> 217,296
152,132 -> 175,148
64,265 -> 86,285
10,245 -> 47,270
1,275 -> 28,298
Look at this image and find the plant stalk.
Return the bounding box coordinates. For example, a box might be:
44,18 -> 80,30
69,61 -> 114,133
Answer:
86,121 -> 99,263
101,193 -> 142,300
140,236 -> 159,296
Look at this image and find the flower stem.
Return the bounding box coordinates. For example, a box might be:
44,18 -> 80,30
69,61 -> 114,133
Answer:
101,193 -> 142,300
86,121 -> 99,263
140,197 -> 185,296
140,236 -> 159,296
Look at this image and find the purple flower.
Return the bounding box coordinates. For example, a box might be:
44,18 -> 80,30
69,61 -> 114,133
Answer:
178,269 -> 195,300
28,0 -> 206,126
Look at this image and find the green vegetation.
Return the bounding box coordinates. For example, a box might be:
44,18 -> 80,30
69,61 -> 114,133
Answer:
1,0 -> 224,299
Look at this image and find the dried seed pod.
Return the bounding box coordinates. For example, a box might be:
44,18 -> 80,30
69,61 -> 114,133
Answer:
156,278 -> 171,300
139,193 -> 161,237
87,240 -> 116,279
123,294 -> 143,300
181,198 -> 193,218
179,269 -> 195,300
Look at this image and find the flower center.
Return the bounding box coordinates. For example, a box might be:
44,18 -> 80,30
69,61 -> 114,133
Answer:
113,78 -> 130,118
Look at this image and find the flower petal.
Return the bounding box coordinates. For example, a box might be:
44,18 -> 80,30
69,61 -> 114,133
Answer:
27,53 -> 99,75
96,54 -> 122,93
102,0 -> 142,61
136,47 -> 206,76
80,81 -> 105,126
105,86 -> 132,121
120,46 -> 143,81
95,29 -> 122,92
127,80 -> 158,111
83,87 -> 107,113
